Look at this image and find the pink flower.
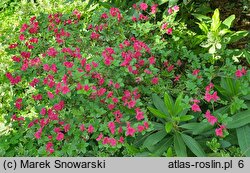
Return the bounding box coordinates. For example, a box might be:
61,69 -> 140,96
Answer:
211,91 -> 219,102
46,142 -> 54,154
108,104 -> 115,110
151,4 -> 158,14
97,88 -> 106,96
166,28 -> 173,35
96,133 -> 103,141
205,110 -> 218,125
47,91 -> 54,99
90,32 -> 100,40
140,3 -> 148,11
15,98 -> 22,110
144,121 -> 149,129
205,91 -> 219,102
173,5 -> 179,11
19,34 -> 25,41
205,83 -> 214,92
43,64 -> 50,71
108,122 -> 116,134
102,137 -> 110,145
235,68 -> 247,78
167,65 -> 174,72
88,125 -> 94,133
64,61 -> 74,68
204,92 -> 212,102
137,125 -> 145,132
61,85 -> 70,94
135,108 -> 144,120
174,75 -> 181,82
132,16 -> 137,22
101,13 -> 108,19
47,47 -> 58,57
168,8 -> 173,14
80,124 -> 85,131
40,108 -> 47,115
34,128 -> 42,139
85,64 -> 92,72
56,132 -> 64,141
12,56 -> 21,62
149,56 -> 155,64
126,123 -> 136,136
192,69 -> 200,76
151,77 -> 159,85
20,23 -> 28,32
192,99 -> 200,103
83,85 -> 90,91
215,125 -> 225,137
241,67 -> 247,75
110,7 -> 120,17
21,63 -> 29,71
33,94 -> 42,100
161,23 -> 168,30
64,124 -> 70,132
118,136 -> 124,143
191,103 -> 201,112
128,100 -> 136,109
109,138 -> 117,146
114,83 -> 120,89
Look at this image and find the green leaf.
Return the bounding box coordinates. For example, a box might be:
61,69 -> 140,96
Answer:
229,31 -> 249,43
181,134 -> 206,157
174,92 -> 184,116
148,106 -> 167,119
222,15 -> 235,28
166,147 -> 173,157
227,109 -> 250,129
164,92 -> 174,116
180,122 -> 213,135
236,125 -> 250,156
158,0 -> 169,5
180,123 -> 200,130
219,77 -> 240,98
197,22 -> 209,34
174,133 -> 187,157
151,137 -> 173,156
211,9 -> 221,31
180,115 -> 194,122
165,122 -> 173,133
168,0 -> 178,7
192,13 -> 211,22
152,94 -> 169,115
143,130 -> 167,149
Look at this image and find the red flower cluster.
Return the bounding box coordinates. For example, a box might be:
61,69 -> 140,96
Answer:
7,7 -> 159,154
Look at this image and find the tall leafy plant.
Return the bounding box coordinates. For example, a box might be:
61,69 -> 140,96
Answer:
138,93 -> 206,156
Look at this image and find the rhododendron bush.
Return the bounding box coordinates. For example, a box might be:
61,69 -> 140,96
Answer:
2,1 -> 250,157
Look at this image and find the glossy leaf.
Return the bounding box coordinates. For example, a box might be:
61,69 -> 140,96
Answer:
181,133 -> 206,157
211,9 -> 221,31
148,106 -> 167,119
165,122 -> 173,133
143,130 -> 167,149
164,92 -> 174,116
180,115 -> 194,122
152,94 -> 169,115
236,125 -> 250,156
222,15 -> 235,28
174,92 -> 184,116
174,133 -> 187,157
227,109 -> 250,129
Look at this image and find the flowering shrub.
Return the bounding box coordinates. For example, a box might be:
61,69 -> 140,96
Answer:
5,3 -> 173,156
2,1 -> 250,157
